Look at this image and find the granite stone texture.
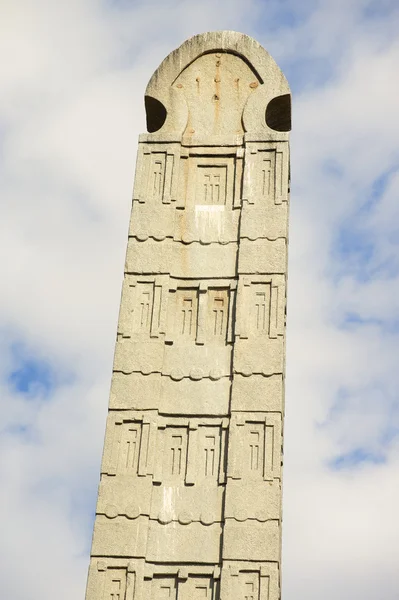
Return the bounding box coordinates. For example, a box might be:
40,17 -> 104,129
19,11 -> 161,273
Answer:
85,30 -> 291,600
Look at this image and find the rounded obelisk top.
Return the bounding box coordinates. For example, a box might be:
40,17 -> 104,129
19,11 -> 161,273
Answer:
144,31 -> 291,137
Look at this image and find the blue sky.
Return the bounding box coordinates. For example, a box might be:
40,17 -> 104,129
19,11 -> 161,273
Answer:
1,1 -> 399,598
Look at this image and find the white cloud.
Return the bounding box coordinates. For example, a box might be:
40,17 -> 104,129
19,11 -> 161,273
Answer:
1,1 -> 399,599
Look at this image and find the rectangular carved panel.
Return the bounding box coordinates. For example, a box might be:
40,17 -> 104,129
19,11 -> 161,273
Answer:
118,275 -> 169,340
184,155 -> 236,209
196,165 -> 227,205
243,144 -> 289,206
102,412 -> 156,478
221,562 -> 279,600
165,281 -> 234,347
227,414 -> 282,481
151,575 -> 177,600
180,575 -> 215,599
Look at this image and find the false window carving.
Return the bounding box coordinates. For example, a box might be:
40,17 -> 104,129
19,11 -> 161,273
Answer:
164,427 -> 188,481
181,576 -> 215,599
240,573 -> 260,600
252,284 -> 271,335
118,276 -> 168,340
151,154 -> 166,203
166,282 -> 234,345
182,155 -> 239,210
104,569 -> 127,600
118,424 -> 141,474
103,413 -> 156,477
203,435 -> 216,477
176,289 -> 198,339
152,575 -> 177,600
196,165 -> 227,205
248,427 -> 264,474
207,289 -> 229,339
236,276 -> 285,340
243,145 -> 289,206
228,564 -> 278,600
198,426 -> 222,480
152,418 -> 227,486
229,414 -> 282,481
135,286 -> 153,334
150,574 -> 216,600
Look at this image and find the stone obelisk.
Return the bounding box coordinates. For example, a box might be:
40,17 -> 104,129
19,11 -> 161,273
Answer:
85,31 -> 291,600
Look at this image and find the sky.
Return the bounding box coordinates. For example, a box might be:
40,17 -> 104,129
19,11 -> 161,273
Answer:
1,0 -> 399,598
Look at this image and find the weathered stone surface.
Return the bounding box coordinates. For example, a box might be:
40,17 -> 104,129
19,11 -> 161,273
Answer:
222,520 -> 280,561
146,521 -> 222,563
109,372 -> 162,410
85,30 -> 290,600
230,374 -> 283,412
91,515 -> 149,557
224,480 -> 281,521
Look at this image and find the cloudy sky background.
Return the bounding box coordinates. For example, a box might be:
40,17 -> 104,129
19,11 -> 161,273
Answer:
1,0 -> 399,598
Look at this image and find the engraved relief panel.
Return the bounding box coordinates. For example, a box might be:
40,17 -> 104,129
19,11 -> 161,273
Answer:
130,144 -> 180,240
196,165 -> 227,205
98,415 -> 155,518
165,280 -> 234,347
102,412 -> 156,479
151,575 -> 177,600
234,276 -> 285,376
175,288 -> 198,340
179,575 -> 215,599
240,143 -> 289,242
207,288 -> 230,342
174,151 -> 242,244
118,276 -> 169,341
185,156 -> 235,209
118,422 -> 141,474
199,427 -> 220,480
165,426 -> 188,481
149,153 -> 166,203
145,568 -> 220,600
85,561 -> 137,600
133,145 -> 180,206
251,283 -> 271,336
246,424 -> 264,476
150,418 -> 227,524
135,285 -> 153,334
163,281 -> 234,379
152,417 -> 227,489
242,144 -> 289,207
227,414 -> 282,481
104,568 -> 127,600
223,563 -> 279,600
240,572 -> 260,600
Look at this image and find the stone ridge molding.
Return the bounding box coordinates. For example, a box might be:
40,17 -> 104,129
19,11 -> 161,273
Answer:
84,30 -> 291,600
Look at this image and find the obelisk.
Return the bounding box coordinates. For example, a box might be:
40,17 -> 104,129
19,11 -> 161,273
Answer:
85,31 -> 291,600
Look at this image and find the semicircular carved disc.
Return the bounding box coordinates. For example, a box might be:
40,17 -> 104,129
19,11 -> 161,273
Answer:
174,52 -> 261,137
